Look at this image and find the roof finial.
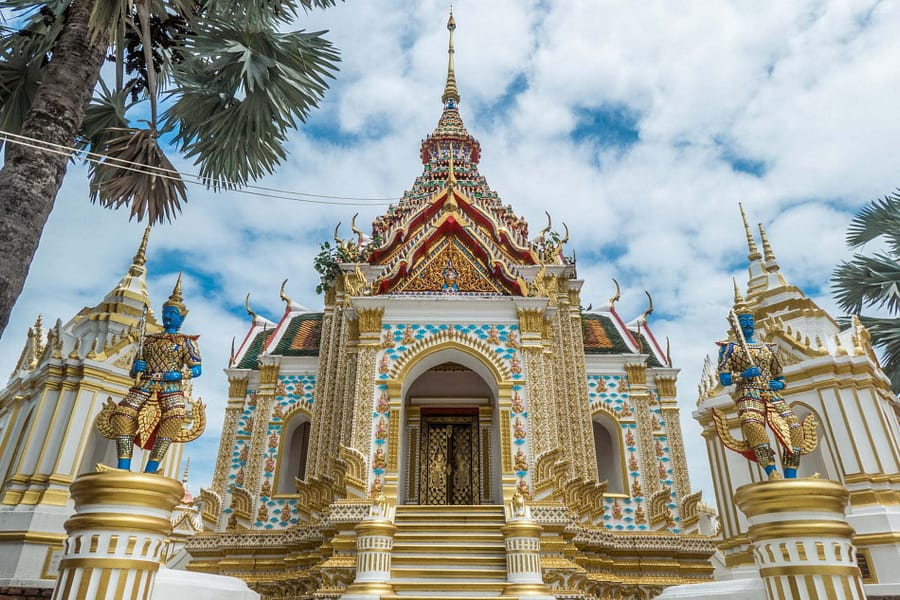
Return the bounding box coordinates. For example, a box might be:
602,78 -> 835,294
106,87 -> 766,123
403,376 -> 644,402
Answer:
442,8 -> 460,108
280,278 -> 292,309
128,224 -> 152,276
641,290 -> 654,323
758,223 -> 779,270
245,293 -> 257,321
738,203 -> 761,261
609,278 -> 621,307
133,224 -> 151,267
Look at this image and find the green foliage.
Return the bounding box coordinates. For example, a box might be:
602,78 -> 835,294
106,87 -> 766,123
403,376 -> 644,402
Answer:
1,0 -> 342,223
313,241 -> 342,294
832,191 -> 900,392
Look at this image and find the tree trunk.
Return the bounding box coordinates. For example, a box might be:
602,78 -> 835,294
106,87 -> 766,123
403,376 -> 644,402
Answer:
0,0 -> 109,339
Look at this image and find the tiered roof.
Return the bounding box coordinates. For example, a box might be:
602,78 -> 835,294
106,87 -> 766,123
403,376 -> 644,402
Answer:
363,13 -> 552,296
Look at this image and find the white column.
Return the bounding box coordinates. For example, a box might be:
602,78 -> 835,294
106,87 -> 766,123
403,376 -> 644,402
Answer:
51,471 -> 183,600
734,479 -> 866,600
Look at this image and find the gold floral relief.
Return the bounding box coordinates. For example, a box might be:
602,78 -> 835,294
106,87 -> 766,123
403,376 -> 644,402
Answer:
393,238 -> 505,294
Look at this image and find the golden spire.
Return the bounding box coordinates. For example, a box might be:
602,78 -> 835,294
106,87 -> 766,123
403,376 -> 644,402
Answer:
441,9 -> 460,107
738,203 -> 761,261
758,222 -> 779,270
133,224 -> 151,267
127,224 -> 152,276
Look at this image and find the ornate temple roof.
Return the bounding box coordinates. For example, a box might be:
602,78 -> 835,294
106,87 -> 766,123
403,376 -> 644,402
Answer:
348,13 -> 569,296
583,312 -> 665,367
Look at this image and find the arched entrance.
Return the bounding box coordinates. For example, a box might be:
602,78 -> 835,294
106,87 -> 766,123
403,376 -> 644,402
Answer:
396,349 -> 503,505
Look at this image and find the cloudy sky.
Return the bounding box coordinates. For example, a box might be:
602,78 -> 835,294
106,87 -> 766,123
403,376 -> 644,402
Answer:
1,0 -> 898,506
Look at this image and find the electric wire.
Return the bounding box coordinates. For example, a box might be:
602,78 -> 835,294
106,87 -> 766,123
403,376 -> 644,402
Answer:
0,130 -> 401,206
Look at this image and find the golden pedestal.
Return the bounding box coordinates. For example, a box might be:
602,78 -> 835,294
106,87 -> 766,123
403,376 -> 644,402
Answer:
51,471 -> 183,600
734,479 -> 866,600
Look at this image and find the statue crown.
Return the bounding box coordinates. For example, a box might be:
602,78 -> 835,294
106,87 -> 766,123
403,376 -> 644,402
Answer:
163,273 -> 189,317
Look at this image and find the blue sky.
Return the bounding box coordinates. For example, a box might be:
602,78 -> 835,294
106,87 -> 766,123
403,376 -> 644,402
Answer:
2,0 -> 899,507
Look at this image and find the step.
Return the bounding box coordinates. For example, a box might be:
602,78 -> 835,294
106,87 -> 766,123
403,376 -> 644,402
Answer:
387,595 -> 507,600
393,533 -> 504,544
391,542 -> 506,554
390,581 -> 508,594
391,555 -> 507,567
391,566 -> 507,580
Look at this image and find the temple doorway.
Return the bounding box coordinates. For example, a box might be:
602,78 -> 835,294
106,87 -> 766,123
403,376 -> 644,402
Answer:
399,358 -> 501,505
419,409 -> 480,504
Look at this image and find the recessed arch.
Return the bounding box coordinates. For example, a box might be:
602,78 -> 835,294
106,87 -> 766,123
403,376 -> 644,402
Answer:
591,407 -> 626,495
789,402 -> 835,480
392,343 -> 506,505
390,337 -> 511,394
275,406 -> 313,495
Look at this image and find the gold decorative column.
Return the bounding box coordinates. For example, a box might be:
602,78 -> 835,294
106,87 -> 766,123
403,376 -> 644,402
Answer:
517,307 -> 550,456
350,308 -> 383,456
343,510 -> 397,599
52,471 -> 183,600
501,506 -> 553,598
734,479 -> 866,600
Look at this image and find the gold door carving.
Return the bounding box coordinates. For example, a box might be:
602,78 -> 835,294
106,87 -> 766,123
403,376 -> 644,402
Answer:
419,414 -> 480,505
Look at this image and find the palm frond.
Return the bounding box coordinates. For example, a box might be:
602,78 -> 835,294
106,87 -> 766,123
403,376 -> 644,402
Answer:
201,0 -> 340,25
855,315 -> 900,393
88,127 -> 186,224
832,252 -> 900,314
162,22 -> 339,188
0,45 -> 45,135
79,79 -> 135,154
846,191 -> 900,250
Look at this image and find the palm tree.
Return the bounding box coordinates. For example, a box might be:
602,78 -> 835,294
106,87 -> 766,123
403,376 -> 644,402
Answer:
0,0 -> 341,338
832,192 -> 900,393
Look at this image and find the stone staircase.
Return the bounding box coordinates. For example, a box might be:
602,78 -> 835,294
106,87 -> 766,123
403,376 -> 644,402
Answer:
387,504 -> 510,599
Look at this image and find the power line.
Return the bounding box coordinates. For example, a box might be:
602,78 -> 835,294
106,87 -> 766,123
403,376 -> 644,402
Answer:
0,130 -> 401,206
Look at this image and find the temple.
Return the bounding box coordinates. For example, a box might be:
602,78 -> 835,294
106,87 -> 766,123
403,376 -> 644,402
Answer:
186,13 -> 713,599
2,11 -> 899,600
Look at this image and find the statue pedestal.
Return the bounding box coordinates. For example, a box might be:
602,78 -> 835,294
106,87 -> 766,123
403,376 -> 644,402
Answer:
51,471 -> 183,600
735,479 -> 865,600
656,479 -> 866,600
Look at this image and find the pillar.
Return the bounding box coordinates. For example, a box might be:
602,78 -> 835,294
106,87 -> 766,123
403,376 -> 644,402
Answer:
734,479 -> 866,600
52,471 -> 183,600
343,512 -> 396,599
501,508 -> 553,598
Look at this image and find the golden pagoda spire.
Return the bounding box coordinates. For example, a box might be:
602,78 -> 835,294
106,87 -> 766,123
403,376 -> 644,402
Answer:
758,222 -> 780,271
442,9 -> 460,107
738,203 -> 761,261
127,224 -> 152,276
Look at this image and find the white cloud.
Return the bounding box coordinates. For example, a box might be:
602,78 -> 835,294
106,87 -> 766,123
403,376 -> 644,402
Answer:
2,0 -> 896,512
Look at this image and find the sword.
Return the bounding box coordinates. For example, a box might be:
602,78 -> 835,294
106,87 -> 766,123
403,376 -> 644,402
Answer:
728,309 -> 758,380
133,304 -> 148,386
